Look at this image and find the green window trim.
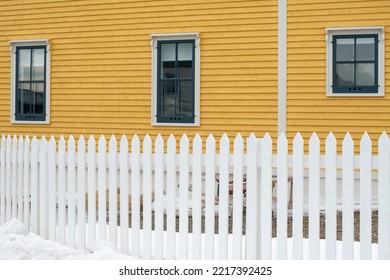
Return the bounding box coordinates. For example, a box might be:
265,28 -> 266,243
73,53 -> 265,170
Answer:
332,34 -> 379,94
15,45 -> 47,121
156,40 -> 195,124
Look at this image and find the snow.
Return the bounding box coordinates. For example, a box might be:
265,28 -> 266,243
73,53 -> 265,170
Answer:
0,219 -> 136,260
0,218 -> 379,260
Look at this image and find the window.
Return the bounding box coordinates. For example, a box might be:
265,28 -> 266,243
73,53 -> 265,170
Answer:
9,40 -> 50,123
326,27 -> 384,96
151,33 -> 200,126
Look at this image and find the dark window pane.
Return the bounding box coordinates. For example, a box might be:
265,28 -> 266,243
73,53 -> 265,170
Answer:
160,80 -> 176,117
32,83 -> 44,114
356,38 -> 375,61
17,83 -> 32,115
335,63 -> 354,86
160,44 -> 175,79
32,48 -> 45,81
178,43 -> 193,78
18,49 -> 31,81
336,38 -> 354,61
178,81 -> 193,116
356,63 -> 375,86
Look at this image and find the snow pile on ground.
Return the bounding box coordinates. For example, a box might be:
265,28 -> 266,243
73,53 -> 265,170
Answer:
0,219 -> 136,260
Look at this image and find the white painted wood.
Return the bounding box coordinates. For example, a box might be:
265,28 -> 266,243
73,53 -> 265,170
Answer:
0,136 -> 6,224
292,133 -> 304,260
17,136 -> 24,222
108,136 -> 117,246
218,134 -> 230,260
119,135 -> 129,254
378,132 -> 390,260
246,133 -> 258,260
154,135 -> 164,259
39,137 -> 48,238
87,136 -> 97,248
179,134 -> 189,260
77,136 -> 86,249
360,132 -> 372,260
205,134 -> 216,260
5,136 -> 12,222
277,133 -> 288,260
166,135 -> 176,260
98,135 -> 107,241
11,136 -> 17,219
232,134 -> 244,260
260,133 -> 273,259
342,133 -> 354,260
131,135 -> 141,258
67,136 -> 76,247
325,132 -> 337,260
23,136 -> 30,228
57,136 -> 66,244
30,136 -> 39,234
309,133 -> 320,260
143,135 -> 153,259
48,136 -> 57,241
192,134 -> 202,260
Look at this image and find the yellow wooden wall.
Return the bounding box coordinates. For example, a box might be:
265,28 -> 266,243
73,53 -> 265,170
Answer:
0,0 -> 279,145
287,0 -> 390,151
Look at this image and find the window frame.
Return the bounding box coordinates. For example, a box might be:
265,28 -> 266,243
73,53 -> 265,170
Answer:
9,39 -> 51,124
326,27 -> 385,97
150,33 -> 200,126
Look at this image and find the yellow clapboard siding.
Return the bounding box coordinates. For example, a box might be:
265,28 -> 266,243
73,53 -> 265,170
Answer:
0,0 -> 278,142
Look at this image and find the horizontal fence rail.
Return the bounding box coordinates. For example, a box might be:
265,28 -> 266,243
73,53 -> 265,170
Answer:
0,132 -> 389,260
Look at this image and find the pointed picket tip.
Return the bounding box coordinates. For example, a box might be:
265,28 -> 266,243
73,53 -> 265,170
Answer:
309,132 -> 320,142
49,135 -> 56,143
277,132 -> 287,144
40,135 -> 46,142
109,135 -> 117,147
120,135 -> 128,146
18,135 -> 24,145
360,132 -> 372,146
143,134 -> 152,144
379,131 -> 389,143
98,134 -> 106,142
293,132 -> 303,144
193,133 -> 202,143
206,133 -> 215,142
88,135 -> 95,143
68,136 -> 76,150
78,135 -> 86,146
206,133 -> 216,150
234,133 -> 243,143
342,132 -> 354,146
248,133 -> 257,141
263,132 -> 272,142
326,132 -> 336,142
220,133 -> 230,145
180,134 -> 189,144
193,134 -> 202,151
155,134 -> 164,147
167,134 -> 176,145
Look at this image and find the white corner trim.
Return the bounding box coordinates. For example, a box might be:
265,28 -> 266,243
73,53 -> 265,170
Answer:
278,0 -> 287,135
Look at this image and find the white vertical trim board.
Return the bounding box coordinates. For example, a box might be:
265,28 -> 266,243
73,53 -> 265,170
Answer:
278,0 -> 287,135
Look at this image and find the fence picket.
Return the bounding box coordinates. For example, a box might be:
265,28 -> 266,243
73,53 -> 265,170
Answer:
119,135 -> 129,254
246,133 -> 258,260
23,136 -> 30,228
325,133 -> 337,260
218,134 -> 230,259
11,136 -> 17,219
292,133 -> 304,259
205,134 -> 216,260
30,137 -> 39,234
77,136 -> 86,249
57,136 -> 66,244
6,136 -> 12,222
17,136 -> 24,222
48,136 -> 57,241
277,133 -> 288,259
232,134 -> 244,260
131,135 -> 141,258
378,132 -> 390,260
308,133 -> 320,260
39,137 -> 48,238
67,136 -> 76,247
108,136 -> 117,246
179,134 -> 189,260
143,135 -> 153,259
342,133 -> 354,260
154,135 -> 164,259
360,133 -> 372,260
260,134 -> 273,259
98,135 -> 107,241
87,136 -> 97,248
0,136 -> 5,224
192,134 -> 202,260
166,135 -> 176,259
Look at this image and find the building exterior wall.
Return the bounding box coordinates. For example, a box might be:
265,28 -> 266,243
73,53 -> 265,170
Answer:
0,0 -> 279,143
287,0 -> 390,150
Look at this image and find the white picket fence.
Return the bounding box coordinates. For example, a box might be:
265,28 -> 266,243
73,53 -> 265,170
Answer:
0,132 -> 389,260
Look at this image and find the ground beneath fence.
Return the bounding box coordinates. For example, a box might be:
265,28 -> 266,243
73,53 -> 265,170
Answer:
119,210 -> 378,243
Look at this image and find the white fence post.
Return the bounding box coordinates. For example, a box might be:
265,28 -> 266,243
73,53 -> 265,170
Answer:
108,135 -> 117,246
6,136 -> 12,222
17,136 -> 24,222
11,136 -> 17,219
30,136 -> 39,234
342,133 -> 354,260
98,135 -> 107,242
23,136 -> 31,228
48,136 -> 57,241
119,135 -> 129,254
292,133 -> 304,260
0,136 -> 5,225
192,134 -> 203,260
154,135 -> 164,259
143,135 -> 153,259
179,134 -> 189,260
205,134 -> 216,260
131,135 -> 141,258
166,135 -> 176,260
39,136 -> 48,239
325,132 -> 337,260
277,133 -> 288,260
77,136 -> 86,249
87,135 -> 97,248
57,136 -> 66,244
67,136 -> 76,247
